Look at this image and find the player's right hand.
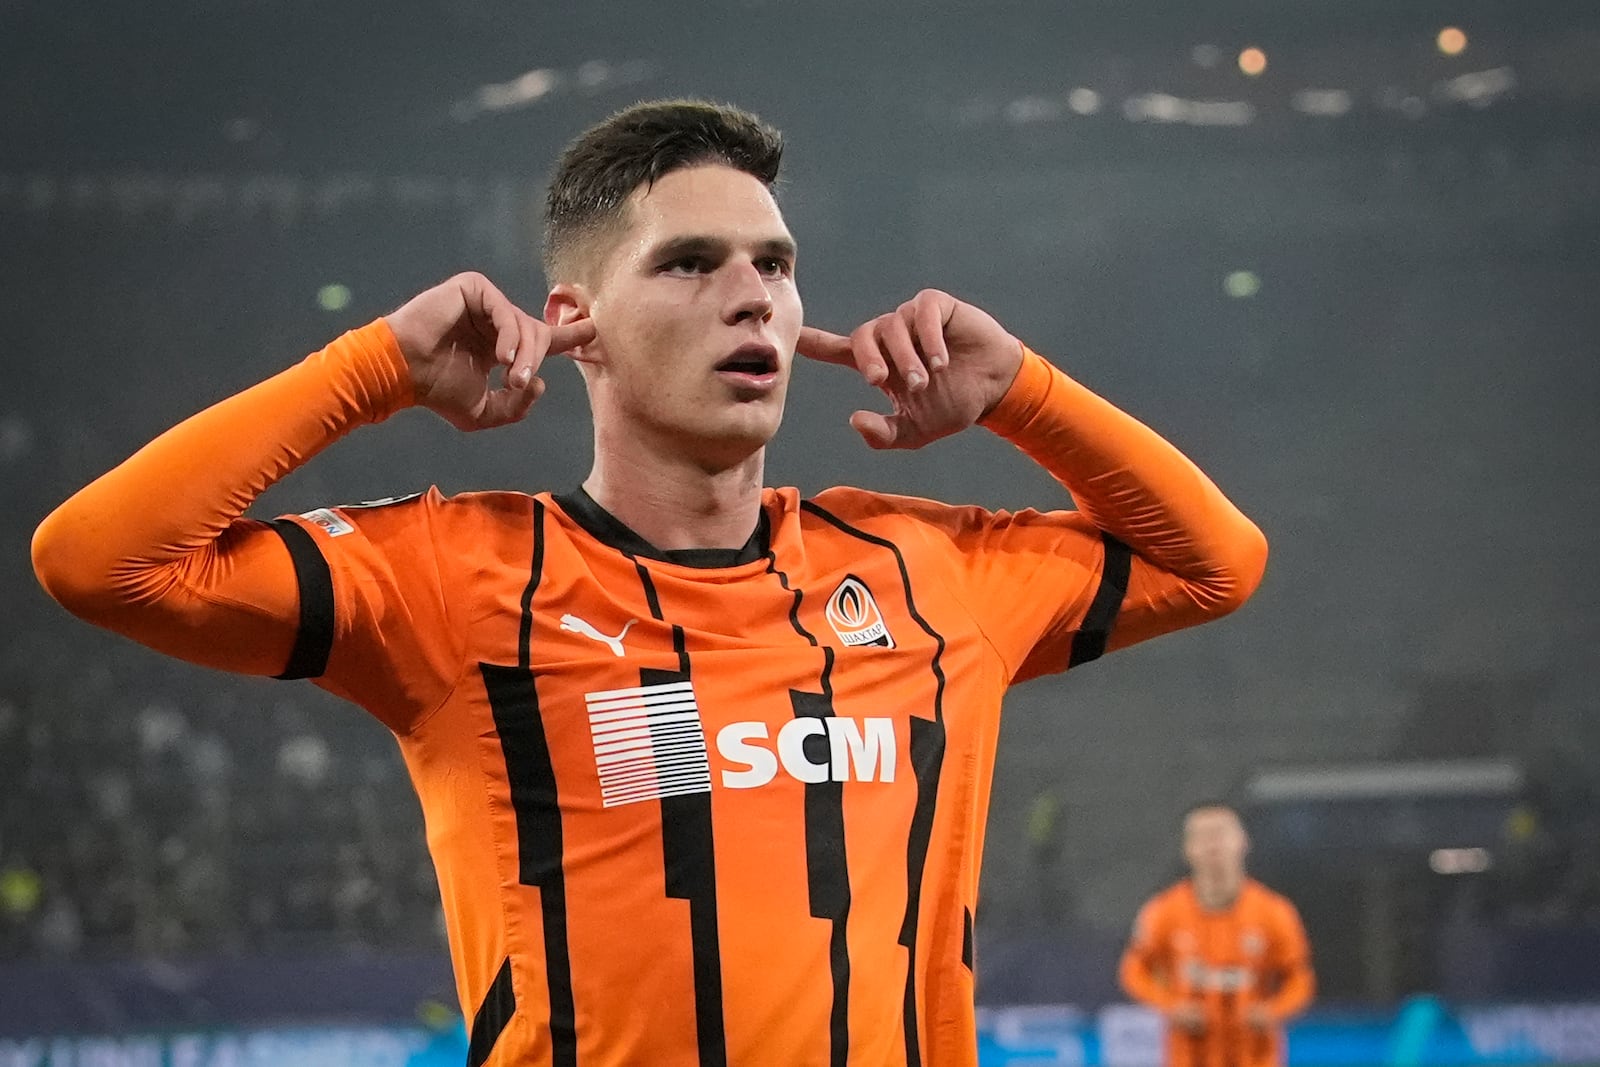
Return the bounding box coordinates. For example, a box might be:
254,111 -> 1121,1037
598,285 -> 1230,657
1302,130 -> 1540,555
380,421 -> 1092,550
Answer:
386,272 -> 596,431
1168,1003 -> 1206,1033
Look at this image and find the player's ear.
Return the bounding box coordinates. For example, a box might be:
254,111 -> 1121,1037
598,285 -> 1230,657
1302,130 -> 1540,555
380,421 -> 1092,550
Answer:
546,284 -> 600,366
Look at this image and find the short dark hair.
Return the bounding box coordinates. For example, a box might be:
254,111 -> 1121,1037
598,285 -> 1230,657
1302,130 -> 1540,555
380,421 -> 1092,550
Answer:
542,99 -> 785,284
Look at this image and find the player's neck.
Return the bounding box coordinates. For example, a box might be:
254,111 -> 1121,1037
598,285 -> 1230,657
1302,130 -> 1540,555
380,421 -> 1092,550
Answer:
583,441 -> 766,553
1192,872 -> 1245,911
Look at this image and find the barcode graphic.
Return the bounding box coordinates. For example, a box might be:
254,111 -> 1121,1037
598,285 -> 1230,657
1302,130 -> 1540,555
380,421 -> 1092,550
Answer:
585,680 -> 712,808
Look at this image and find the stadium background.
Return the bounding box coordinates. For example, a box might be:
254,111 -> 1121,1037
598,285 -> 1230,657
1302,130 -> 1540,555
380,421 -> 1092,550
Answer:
2,0 -> 1597,1061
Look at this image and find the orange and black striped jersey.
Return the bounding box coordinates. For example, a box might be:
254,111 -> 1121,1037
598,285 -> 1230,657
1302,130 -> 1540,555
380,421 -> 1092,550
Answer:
274,482 -> 1129,1065
33,319 -> 1269,1066
1120,879 -> 1314,1067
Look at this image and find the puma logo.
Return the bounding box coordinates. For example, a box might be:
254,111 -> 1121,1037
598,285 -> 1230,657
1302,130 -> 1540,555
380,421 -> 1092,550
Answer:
560,614 -> 638,658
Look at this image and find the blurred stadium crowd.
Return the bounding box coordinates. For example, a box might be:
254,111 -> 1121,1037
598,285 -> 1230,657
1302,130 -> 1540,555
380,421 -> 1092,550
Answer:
0,632 -> 443,961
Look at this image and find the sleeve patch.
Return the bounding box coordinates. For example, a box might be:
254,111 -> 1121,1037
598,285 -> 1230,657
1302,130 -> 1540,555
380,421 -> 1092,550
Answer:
301,507 -> 355,538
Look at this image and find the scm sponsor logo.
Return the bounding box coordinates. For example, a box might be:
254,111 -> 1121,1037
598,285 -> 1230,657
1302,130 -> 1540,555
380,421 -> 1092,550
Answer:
716,717 -> 896,788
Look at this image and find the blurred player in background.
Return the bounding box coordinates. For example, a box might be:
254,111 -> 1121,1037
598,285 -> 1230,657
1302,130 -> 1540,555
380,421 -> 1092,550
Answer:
1121,804 -> 1315,1067
34,100 -> 1268,1066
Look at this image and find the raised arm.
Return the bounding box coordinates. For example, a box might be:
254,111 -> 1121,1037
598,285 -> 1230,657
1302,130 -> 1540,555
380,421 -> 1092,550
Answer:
797,288 -> 1267,650
32,273 -> 592,675
978,341 -> 1267,648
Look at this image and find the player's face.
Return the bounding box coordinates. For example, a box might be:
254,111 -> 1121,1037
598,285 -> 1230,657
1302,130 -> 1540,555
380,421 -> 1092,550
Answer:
1183,808 -> 1248,880
582,164 -> 802,468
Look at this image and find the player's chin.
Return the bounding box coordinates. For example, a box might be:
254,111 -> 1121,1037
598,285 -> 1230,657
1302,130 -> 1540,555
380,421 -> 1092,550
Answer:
693,403 -> 784,455
717,371 -> 786,404
714,381 -> 786,421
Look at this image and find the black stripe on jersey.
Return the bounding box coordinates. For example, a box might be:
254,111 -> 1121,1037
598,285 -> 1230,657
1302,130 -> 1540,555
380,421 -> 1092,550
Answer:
764,552 -> 818,649
768,556 -> 857,1062
1068,534 -> 1132,669
635,561 -> 665,621
268,519 -> 335,680
962,907 -> 974,971
467,956 -> 516,1067
798,500 -> 949,1067
792,686 -> 852,1067
481,664 -> 578,1066
645,663 -> 728,1067
899,717 -> 946,1067
767,551 -> 851,1067
517,499 -> 547,670
634,564 -> 728,1066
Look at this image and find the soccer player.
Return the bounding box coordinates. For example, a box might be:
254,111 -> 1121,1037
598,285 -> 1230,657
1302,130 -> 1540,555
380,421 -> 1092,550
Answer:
33,101 -> 1268,1066
1120,804 -> 1314,1067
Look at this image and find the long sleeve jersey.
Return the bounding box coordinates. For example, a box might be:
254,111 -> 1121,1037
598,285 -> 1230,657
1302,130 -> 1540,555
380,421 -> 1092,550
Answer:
34,320 -> 1267,1067
1121,879 -> 1315,1067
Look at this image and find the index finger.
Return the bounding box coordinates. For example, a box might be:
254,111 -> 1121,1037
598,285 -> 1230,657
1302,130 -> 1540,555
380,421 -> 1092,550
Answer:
795,326 -> 855,367
459,274 -> 524,366
909,292 -> 952,371
546,318 -> 597,354
507,316 -> 598,387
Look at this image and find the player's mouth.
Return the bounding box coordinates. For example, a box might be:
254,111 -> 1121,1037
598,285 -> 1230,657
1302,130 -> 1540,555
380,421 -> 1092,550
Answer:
714,343 -> 781,392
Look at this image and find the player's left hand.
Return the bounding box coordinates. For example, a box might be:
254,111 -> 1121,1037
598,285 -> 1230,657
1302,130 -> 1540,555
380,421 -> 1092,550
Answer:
796,289 -> 1024,450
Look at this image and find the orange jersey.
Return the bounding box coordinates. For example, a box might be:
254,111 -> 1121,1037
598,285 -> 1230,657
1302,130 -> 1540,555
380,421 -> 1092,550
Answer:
1119,879 -> 1314,1067
277,483 -> 1127,1065
33,320 -> 1269,1066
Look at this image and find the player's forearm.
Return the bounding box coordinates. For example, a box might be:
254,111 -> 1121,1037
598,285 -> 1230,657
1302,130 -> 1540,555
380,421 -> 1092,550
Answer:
32,320 -> 411,619
980,347 -> 1267,617
1118,954 -> 1178,1009
1261,963 -> 1315,1021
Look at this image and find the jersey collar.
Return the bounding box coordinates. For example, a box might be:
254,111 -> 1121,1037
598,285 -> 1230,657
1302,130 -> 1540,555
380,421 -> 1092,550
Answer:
552,488 -> 771,569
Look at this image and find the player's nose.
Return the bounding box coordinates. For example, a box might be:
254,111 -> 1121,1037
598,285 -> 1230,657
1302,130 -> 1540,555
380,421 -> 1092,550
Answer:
723,260 -> 774,325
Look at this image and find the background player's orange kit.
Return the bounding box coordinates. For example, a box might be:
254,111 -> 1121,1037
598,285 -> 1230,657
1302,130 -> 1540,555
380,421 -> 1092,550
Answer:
33,321 -> 1266,1065
1121,879 -> 1314,1067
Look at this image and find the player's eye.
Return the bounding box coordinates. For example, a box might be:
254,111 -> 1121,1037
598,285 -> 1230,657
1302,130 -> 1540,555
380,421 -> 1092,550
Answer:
756,256 -> 792,278
662,255 -> 713,275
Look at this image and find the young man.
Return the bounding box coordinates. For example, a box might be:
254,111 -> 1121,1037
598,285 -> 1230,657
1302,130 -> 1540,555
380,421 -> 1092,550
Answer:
1120,805 -> 1314,1067
34,101 -> 1267,1066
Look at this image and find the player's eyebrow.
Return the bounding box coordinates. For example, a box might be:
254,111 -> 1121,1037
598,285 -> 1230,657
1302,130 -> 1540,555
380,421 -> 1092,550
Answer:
753,236 -> 798,262
652,234 -> 798,264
